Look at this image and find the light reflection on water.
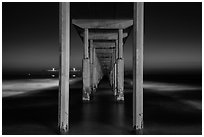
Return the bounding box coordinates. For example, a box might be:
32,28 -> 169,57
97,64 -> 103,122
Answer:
2,78 -> 81,97
125,79 -> 201,91
2,78 -> 201,99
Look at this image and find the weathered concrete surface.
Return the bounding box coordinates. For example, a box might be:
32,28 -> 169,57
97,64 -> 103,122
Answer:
114,63 -> 117,96
80,32 -> 128,40
82,58 -> 91,101
133,2 -> 144,133
109,69 -> 113,87
92,48 -> 103,91
59,2 -> 70,134
90,40 -> 94,92
95,56 -> 103,88
84,29 -> 89,59
118,29 -> 123,59
94,42 -> 115,48
93,64 -> 98,90
95,49 -> 115,54
72,19 -> 133,29
109,49 -> 115,92
116,59 -> 124,101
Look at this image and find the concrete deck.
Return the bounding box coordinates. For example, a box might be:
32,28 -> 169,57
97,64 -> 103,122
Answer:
72,19 -> 133,29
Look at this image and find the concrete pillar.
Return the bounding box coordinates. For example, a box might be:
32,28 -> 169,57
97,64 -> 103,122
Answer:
112,49 -> 116,94
116,58 -> 124,101
118,29 -> 123,59
109,69 -> 113,87
93,54 -> 102,89
94,51 -> 99,88
133,2 -> 144,134
96,57 -> 99,85
59,2 -> 70,134
82,58 -> 91,101
92,47 -> 96,90
114,40 -> 118,96
90,40 -> 93,64
109,56 -> 112,86
112,66 -> 115,93
114,63 -> 117,96
116,29 -> 124,101
96,56 -> 99,86
82,28 -> 91,101
90,40 -> 94,92
84,29 -> 89,59
109,55 -> 114,87
112,51 -> 115,88
93,47 -> 96,65
115,39 -> 119,59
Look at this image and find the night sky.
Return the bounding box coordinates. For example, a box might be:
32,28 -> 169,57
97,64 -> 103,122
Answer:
2,2 -> 202,75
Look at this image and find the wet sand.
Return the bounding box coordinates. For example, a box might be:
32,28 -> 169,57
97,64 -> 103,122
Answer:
2,77 -> 202,135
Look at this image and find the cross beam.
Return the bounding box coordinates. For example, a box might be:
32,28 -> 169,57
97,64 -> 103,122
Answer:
80,32 -> 128,40
72,19 -> 133,29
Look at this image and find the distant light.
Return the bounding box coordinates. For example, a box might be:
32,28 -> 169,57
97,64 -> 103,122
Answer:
52,75 -> 55,77
73,68 -> 76,71
48,67 -> 57,72
73,74 -> 76,78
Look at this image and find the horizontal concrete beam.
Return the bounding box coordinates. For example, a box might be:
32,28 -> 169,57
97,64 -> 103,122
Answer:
94,42 -> 115,48
98,57 -> 112,60
97,55 -> 112,58
72,19 -> 133,29
80,32 -> 128,40
101,60 -> 111,63
99,57 -> 112,60
97,52 -> 112,55
95,49 -> 114,53
95,47 -> 115,49
97,53 -> 112,59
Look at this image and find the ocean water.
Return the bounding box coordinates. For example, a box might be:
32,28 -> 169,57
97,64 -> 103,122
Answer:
2,73 -> 202,135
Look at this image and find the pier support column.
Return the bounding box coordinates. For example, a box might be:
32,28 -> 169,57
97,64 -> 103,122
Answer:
118,29 -> 123,59
82,28 -> 91,101
114,40 -> 118,96
92,47 -> 97,92
109,53 -> 113,87
82,58 -> 91,101
112,49 -> 116,92
90,40 -> 94,92
114,63 -> 117,96
59,2 -> 70,134
116,29 -> 124,101
116,58 -> 124,101
133,2 -> 144,134
110,69 -> 112,86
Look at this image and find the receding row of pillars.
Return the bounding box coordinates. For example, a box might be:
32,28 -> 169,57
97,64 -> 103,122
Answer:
83,29 -> 125,101
108,30 -> 125,101
59,2 -> 144,134
82,31 -> 103,101
82,27 -> 127,102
